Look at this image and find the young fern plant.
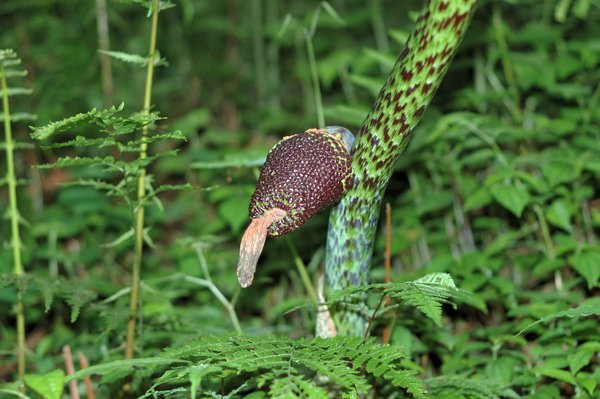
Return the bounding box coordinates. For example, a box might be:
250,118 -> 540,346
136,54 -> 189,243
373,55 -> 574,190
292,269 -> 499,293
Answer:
31,0 -> 184,360
0,49 -> 36,381
62,272 -> 503,397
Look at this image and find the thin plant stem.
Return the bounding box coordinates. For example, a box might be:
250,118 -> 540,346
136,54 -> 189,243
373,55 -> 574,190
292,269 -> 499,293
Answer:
1,59 -> 26,381
305,31 -> 324,128
125,0 -> 160,360
251,0 -> 267,116
95,0 -> 113,103
382,203 -> 392,344
183,275 -> 243,335
285,238 -> 319,303
77,351 -> 96,399
62,345 -> 80,399
364,293 -> 386,340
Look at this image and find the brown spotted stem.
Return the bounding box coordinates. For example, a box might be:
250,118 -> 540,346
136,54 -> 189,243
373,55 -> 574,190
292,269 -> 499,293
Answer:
237,208 -> 286,287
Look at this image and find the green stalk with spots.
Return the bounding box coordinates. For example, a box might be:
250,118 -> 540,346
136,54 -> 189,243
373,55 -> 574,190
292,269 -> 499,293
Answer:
325,0 -> 477,336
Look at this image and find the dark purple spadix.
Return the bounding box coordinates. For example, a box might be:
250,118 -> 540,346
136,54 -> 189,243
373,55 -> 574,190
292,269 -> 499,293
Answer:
237,127 -> 354,287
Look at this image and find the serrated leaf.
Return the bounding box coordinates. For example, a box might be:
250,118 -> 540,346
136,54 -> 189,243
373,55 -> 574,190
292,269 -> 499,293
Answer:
490,183 -> 530,217
546,199 -> 572,232
537,367 -> 577,385
568,249 -> 600,289
24,369 -> 64,399
65,357 -> 188,382
0,112 -> 37,122
0,87 -> 32,96
30,104 -> 124,140
36,156 -> 115,169
98,50 -> 168,67
568,342 -> 600,374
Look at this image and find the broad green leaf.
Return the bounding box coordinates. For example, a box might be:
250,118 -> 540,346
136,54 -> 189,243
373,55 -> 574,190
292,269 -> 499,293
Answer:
464,188 -> 492,211
546,199 -> 572,232
576,372 -> 597,395
218,196 -> 250,234
541,159 -> 579,187
536,367 -> 576,386
568,342 -> 600,374
568,250 -> 600,289
490,183 -> 530,217
24,369 -> 64,399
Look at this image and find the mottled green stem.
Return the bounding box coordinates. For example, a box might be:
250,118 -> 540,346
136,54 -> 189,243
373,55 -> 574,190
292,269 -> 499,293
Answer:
1,54 -> 26,381
325,0 -> 477,336
125,0 -> 159,359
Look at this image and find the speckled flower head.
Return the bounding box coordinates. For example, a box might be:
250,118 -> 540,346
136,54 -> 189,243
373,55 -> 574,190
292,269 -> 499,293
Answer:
250,128 -> 353,236
237,127 -> 354,287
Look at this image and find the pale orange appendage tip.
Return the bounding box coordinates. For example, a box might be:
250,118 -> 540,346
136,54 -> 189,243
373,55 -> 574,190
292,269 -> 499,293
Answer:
237,208 -> 286,288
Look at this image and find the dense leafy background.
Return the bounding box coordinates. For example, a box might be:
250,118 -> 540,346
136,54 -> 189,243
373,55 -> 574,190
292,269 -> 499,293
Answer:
1,0 -> 599,397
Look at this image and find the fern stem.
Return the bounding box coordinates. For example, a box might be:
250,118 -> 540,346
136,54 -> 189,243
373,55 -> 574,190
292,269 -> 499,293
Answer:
125,0 -> 160,360
1,58 -> 26,380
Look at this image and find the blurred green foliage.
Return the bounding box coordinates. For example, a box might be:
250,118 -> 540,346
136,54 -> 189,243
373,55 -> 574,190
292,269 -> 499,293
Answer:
0,0 -> 599,397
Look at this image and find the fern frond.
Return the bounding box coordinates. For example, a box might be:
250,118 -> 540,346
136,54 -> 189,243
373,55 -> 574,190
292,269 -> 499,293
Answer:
427,376 -> 501,399
35,156 -> 116,169
0,141 -> 35,150
98,50 -> 168,67
40,135 -> 114,149
31,104 -> 125,140
269,374 -> 329,399
30,104 -> 159,140
0,87 -> 32,97
328,273 -> 463,326
2,69 -> 27,78
160,335 -> 425,398
518,302 -> 600,335
0,112 -> 37,122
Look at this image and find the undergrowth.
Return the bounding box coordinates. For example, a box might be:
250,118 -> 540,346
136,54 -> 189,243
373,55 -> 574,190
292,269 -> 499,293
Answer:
0,0 -> 599,398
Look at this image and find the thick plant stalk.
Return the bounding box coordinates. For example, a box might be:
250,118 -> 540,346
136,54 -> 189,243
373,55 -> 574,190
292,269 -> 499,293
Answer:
325,0 -> 478,335
1,54 -> 26,380
125,0 -> 160,359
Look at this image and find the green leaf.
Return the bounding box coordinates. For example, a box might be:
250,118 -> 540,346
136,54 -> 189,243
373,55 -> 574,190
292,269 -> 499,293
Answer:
464,188 -> 493,211
537,367 -> 576,386
546,199 -> 572,232
518,303 -> 600,335
218,196 -> 250,233
102,228 -> 134,248
0,387 -> 29,398
0,112 -> 37,122
24,369 -> 64,399
65,357 -> 188,382
541,159 -> 580,187
568,342 -> 600,374
490,183 -> 530,217
568,249 -> 600,289
0,87 -> 32,96
98,50 -> 168,67
576,372 -> 597,395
